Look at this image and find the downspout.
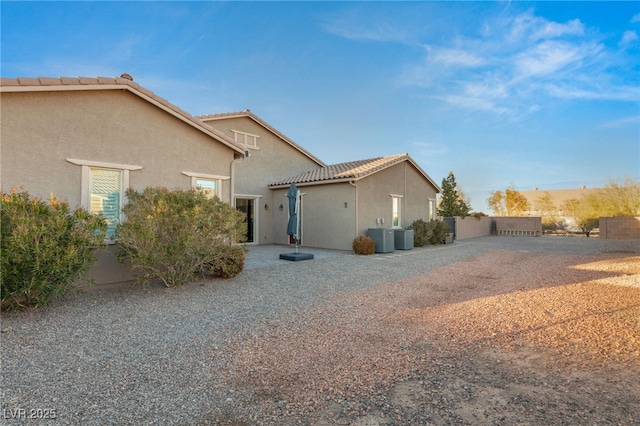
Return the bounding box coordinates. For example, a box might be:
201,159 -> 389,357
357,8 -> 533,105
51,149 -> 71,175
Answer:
349,180 -> 358,239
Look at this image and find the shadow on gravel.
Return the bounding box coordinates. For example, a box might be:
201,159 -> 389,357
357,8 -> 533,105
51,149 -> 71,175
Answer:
205,247 -> 640,425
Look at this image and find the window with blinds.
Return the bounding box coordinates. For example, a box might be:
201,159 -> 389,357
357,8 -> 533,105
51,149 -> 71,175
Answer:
89,168 -> 123,238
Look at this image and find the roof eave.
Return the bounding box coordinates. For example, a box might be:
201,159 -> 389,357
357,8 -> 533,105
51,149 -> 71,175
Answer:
269,177 -> 355,189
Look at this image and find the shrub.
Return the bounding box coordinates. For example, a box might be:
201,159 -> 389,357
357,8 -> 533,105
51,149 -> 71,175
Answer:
409,219 -> 450,247
1,189 -> 107,310
427,220 -> 450,244
353,235 -> 376,255
116,187 -> 247,287
199,244 -> 247,279
409,219 -> 430,247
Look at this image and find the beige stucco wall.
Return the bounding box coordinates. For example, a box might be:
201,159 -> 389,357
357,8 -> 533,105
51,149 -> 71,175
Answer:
1,89 -> 238,285
299,183 -> 357,250
274,161 -> 438,251
202,116 -> 322,245
357,162 -> 438,233
1,90 -> 236,205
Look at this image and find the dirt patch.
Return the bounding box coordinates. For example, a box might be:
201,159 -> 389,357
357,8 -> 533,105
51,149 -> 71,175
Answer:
207,250 -> 640,425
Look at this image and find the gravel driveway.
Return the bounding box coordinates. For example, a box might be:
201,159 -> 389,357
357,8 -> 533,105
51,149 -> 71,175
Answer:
2,236 -> 639,425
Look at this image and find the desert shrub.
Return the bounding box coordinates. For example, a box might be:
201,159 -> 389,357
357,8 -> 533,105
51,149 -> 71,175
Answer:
198,244 -> 247,279
409,219 -> 450,247
1,189 -> 107,310
353,235 -> 376,255
428,220 -> 450,244
409,219 -> 429,247
116,187 -> 247,287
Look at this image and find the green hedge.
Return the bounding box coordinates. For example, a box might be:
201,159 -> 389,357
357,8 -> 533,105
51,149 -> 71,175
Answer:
1,190 -> 106,310
116,187 -> 247,287
408,219 -> 450,247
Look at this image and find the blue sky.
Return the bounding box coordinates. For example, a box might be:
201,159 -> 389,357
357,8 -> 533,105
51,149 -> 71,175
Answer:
2,1 -> 639,211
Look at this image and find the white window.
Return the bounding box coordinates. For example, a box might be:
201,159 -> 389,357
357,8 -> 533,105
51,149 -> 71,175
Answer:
391,195 -> 403,228
195,178 -> 218,199
90,168 -> 123,238
67,158 -> 142,239
231,129 -> 260,148
182,171 -> 230,200
428,198 -> 437,221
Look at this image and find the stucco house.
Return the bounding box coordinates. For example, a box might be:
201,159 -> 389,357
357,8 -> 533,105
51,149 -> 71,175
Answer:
199,110 -> 441,251
269,154 -> 440,250
2,75 -> 441,284
1,75 -> 246,284
197,110 -> 325,245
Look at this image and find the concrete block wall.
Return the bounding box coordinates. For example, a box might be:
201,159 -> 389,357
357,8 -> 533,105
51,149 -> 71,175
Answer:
454,216 -> 493,240
493,217 -> 542,236
599,217 -> 640,239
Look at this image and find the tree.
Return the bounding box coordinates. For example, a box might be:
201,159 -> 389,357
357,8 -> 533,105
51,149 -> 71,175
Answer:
588,178 -> 640,217
487,185 -> 530,216
437,172 -> 471,217
487,191 -> 506,216
535,191 -> 562,233
562,198 -> 599,237
561,178 -> 639,237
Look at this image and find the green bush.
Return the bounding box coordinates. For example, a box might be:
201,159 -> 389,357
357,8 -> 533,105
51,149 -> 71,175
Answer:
1,190 -> 107,310
409,219 -> 450,247
353,235 -> 376,255
116,187 -> 247,287
409,219 -> 429,247
198,244 -> 246,279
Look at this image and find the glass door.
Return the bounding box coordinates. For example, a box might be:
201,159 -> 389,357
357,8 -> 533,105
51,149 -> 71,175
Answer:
235,198 -> 255,243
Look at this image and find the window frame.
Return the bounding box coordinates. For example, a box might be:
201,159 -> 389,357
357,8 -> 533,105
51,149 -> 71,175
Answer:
390,194 -> 404,228
428,198 -> 437,221
66,158 -> 142,240
182,171 -> 230,199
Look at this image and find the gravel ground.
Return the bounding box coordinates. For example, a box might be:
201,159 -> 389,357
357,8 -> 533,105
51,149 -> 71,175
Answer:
1,236 -> 639,425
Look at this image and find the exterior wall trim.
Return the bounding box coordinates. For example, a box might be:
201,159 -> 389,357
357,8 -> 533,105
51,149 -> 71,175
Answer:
181,171 -> 230,180
66,158 -> 143,171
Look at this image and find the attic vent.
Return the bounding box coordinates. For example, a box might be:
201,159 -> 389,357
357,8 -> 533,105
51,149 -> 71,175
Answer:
120,73 -> 133,81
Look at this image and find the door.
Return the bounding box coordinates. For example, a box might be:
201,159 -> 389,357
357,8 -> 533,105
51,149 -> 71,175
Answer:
235,198 -> 255,243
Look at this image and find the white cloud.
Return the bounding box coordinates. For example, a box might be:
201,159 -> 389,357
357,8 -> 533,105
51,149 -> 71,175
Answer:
631,13 -> 640,24
514,40 -> 600,77
438,94 -> 511,115
530,18 -> 585,41
620,30 -> 639,46
325,6 -> 637,118
319,9 -> 411,43
508,12 -> 584,42
428,46 -> 486,67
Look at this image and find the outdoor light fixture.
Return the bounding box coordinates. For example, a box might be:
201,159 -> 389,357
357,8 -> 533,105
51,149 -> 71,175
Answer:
279,204 -> 283,211
264,203 -> 269,210
344,202 -> 348,208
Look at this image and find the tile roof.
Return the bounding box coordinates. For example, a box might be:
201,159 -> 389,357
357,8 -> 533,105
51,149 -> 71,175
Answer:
197,109 -> 326,167
270,153 -> 441,191
0,75 -> 245,156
